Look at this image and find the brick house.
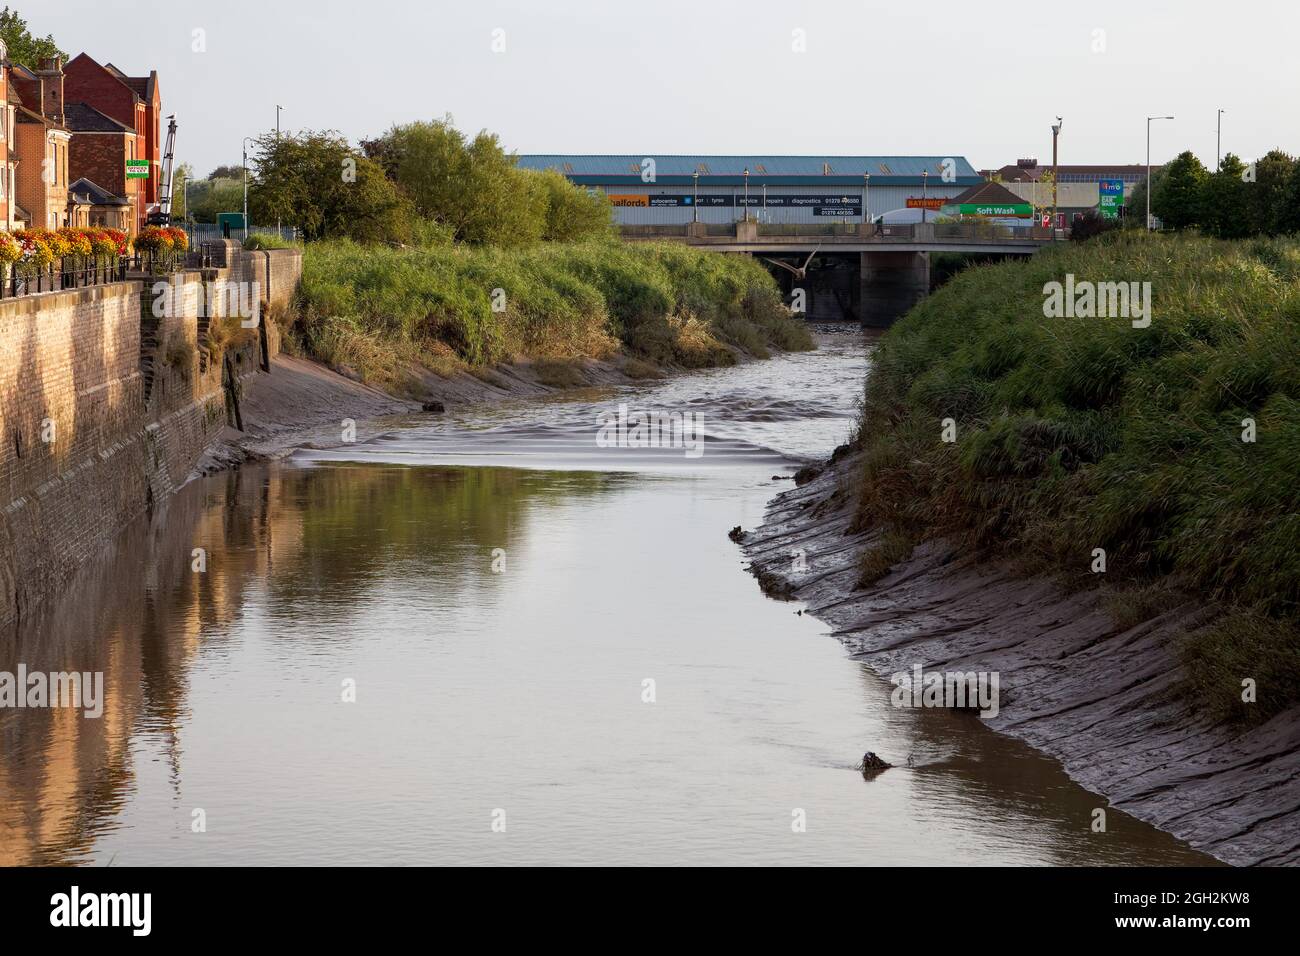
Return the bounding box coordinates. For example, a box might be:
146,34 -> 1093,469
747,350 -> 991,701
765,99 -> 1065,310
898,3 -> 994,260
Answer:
0,41 -> 16,231
63,53 -> 161,232
9,59 -> 72,230
65,102 -> 138,230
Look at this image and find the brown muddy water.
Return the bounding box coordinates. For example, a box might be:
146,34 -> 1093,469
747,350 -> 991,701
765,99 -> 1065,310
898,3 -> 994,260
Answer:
0,325 -> 1212,865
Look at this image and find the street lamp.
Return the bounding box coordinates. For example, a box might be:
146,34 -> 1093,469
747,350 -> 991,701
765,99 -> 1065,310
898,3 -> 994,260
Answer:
692,170 -> 699,223
1051,116 -> 1063,234
863,172 -> 870,228
1146,115 -> 1174,231
921,170 -> 929,223
242,135 -> 255,240
743,167 -> 750,223
1217,108 -> 1225,172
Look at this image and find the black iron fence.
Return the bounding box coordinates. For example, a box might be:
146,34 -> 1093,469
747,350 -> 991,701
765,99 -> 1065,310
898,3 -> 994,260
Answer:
1,251 -> 190,299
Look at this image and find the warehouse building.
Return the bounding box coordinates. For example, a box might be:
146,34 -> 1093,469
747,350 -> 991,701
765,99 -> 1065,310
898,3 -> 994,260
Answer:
515,154 -> 983,225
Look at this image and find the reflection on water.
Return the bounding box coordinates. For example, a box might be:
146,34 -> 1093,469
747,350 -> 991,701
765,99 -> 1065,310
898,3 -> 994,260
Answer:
0,325 -> 1212,865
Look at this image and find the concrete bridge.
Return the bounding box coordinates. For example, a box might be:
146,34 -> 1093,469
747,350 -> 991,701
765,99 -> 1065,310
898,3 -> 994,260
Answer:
620,221 -> 1057,325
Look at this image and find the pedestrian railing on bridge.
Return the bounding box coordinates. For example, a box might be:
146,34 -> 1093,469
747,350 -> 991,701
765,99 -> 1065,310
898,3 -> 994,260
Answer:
619,221 -> 1057,244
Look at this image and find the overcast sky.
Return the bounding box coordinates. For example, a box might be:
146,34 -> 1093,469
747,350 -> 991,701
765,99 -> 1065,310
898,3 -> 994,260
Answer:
36,0 -> 1300,178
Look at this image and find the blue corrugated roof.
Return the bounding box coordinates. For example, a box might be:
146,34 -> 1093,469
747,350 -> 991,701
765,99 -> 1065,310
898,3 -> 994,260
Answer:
517,154 -> 979,178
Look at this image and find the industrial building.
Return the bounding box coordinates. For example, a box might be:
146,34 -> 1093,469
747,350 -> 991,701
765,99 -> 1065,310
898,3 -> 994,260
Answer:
515,154 -> 984,225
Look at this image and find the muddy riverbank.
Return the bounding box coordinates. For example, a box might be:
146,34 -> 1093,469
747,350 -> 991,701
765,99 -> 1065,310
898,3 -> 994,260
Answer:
742,450 -> 1300,866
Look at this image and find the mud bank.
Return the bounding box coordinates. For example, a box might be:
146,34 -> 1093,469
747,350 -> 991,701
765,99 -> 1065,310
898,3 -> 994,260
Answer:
743,451 -> 1300,867
197,352 -> 658,474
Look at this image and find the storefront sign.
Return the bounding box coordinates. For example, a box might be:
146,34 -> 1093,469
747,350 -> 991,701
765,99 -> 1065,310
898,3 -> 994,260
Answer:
906,197 -> 945,210
126,159 -> 150,180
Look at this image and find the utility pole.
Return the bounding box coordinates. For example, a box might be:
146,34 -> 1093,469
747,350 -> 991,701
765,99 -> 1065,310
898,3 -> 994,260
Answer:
1146,115 -> 1174,231
1051,116 -> 1063,235
1217,108 -> 1225,172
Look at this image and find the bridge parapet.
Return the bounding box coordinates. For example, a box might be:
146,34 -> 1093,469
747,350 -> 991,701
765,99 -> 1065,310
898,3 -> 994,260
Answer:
619,221 -> 1057,247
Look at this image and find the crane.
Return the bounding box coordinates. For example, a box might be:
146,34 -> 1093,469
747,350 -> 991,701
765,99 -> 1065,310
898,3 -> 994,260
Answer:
148,115 -> 178,226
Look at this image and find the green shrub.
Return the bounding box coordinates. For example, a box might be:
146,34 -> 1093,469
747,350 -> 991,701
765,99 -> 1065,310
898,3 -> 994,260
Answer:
849,232 -> 1300,722
297,238 -> 812,383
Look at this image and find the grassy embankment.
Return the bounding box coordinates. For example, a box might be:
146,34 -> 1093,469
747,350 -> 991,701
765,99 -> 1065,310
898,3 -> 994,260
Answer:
286,238 -> 813,390
847,231 -> 1299,723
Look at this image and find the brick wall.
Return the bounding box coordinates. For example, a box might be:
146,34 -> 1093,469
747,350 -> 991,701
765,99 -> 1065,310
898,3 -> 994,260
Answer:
0,245 -> 301,625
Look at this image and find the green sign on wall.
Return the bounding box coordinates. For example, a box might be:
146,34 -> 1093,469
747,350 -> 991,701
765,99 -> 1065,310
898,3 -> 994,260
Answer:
952,203 -> 1033,217
126,159 -> 150,180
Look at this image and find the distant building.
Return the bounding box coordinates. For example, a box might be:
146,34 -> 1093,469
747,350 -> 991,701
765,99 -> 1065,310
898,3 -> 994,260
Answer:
983,161 -> 1158,226
516,155 -> 983,225
64,103 -> 138,230
0,40 -> 15,231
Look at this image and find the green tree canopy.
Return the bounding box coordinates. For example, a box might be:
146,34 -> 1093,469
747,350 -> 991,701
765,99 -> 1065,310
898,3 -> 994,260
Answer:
372,117 -> 611,246
1152,150 -> 1208,230
1200,153 -> 1251,239
248,130 -> 413,242
0,6 -> 65,69
1245,149 -> 1297,236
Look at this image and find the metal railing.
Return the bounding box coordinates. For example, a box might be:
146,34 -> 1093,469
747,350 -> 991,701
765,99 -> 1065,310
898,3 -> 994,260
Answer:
0,251 -> 193,299
618,221 -> 1059,243
185,223 -> 301,245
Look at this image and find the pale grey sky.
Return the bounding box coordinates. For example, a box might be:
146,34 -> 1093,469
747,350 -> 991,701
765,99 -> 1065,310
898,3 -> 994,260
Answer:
35,0 -> 1300,177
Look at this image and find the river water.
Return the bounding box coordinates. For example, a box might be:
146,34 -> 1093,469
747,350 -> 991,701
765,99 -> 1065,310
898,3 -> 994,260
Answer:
0,325 -> 1211,865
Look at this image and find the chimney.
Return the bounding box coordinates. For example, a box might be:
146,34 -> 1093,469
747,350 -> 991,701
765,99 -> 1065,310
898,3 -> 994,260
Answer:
36,56 -> 64,123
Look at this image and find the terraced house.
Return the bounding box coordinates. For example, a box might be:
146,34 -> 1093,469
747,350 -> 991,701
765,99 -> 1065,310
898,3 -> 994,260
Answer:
8,57 -> 72,230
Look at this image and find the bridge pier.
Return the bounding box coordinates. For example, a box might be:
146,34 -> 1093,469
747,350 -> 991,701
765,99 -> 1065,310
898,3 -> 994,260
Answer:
860,251 -> 930,327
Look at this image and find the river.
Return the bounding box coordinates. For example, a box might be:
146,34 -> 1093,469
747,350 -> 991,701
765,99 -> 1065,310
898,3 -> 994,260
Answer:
0,324 -> 1212,865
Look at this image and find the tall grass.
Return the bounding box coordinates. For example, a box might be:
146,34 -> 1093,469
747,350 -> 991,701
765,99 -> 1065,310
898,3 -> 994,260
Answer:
850,231 -> 1300,722
294,238 -> 811,380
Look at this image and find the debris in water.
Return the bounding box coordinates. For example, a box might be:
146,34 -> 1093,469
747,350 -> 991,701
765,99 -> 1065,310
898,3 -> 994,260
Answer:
728,525 -> 747,543
422,401 -> 446,413
857,751 -> 893,775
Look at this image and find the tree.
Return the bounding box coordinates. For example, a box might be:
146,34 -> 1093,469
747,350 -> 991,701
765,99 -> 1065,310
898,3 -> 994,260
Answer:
247,129 -> 412,242
1125,167 -> 1167,229
1245,149 -> 1297,236
207,164 -> 244,181
171,162 -> 192,221
536,169 -> 613,240
1152,150 -> 1208,230
1200,153 -> 1251,239
1282,160 -> 1300,234
0,6 -> 65,69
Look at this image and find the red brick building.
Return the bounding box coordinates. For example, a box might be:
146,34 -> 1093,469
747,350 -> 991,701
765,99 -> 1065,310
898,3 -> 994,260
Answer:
63,53 -> 161,232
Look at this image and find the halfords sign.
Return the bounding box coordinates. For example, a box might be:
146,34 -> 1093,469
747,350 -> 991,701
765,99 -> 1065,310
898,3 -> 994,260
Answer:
607,193 -> 862,216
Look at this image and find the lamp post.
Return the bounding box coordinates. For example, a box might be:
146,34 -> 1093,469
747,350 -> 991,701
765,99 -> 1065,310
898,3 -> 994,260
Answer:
242,135 -> 254,241
1146,115 -> 1174,231
692,170 -> 699,223
921,170 -> 929,223
863,172 -> 870,228
743,167 -> 750,223
1216,108 -> 1225,172
1051,116 -> 1063,235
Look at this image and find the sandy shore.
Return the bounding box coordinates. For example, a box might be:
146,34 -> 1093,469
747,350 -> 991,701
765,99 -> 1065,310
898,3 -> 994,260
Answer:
742,450 -> 1300,866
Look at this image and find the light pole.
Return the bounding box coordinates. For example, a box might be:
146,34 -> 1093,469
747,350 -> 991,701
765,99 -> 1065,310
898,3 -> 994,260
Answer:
863,172 -> 870,228
1146,115 -> 1174,231
1051,116 -> 1063,235
276,105 -> 282,139
743,167 -> 750,223
242,135 -> 254,240
921,170 -> 929,223
1216,109 -> 1225,172
692,170 -> 699,223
